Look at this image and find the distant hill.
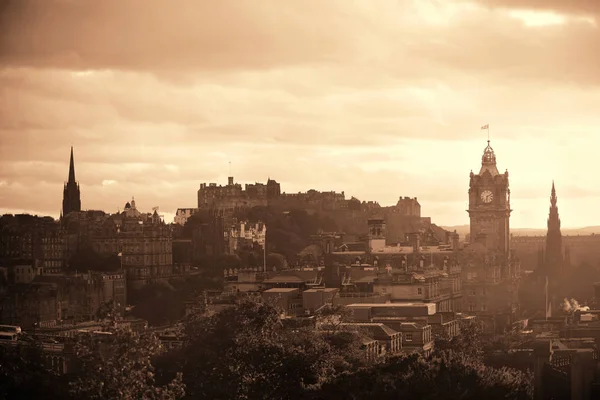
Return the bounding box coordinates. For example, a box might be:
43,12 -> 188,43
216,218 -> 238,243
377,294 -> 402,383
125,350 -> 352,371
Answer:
441,225 -> 600,238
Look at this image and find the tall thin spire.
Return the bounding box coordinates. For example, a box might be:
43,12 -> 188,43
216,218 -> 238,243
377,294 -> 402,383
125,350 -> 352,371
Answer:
545,180 -> 563,277
68,146 -> 76,183
62,146 -> 81,218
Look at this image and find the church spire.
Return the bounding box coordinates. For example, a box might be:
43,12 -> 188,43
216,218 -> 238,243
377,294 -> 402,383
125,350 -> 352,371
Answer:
548,180 -> 560,231
68,146 -> 76,183
62,146 -> 81,218
545,180 -> 563,277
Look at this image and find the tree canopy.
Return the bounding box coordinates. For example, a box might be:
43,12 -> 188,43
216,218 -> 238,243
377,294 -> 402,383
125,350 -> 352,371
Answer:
69,329 -> 185,400
1,300 -> 533,400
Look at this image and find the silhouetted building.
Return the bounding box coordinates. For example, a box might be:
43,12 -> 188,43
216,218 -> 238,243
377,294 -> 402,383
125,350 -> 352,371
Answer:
0,215 -> 65,274
62,147 -> 81,218
467,140 -> 511,256
464,140 -> 519,332
545,181 -> 564,277
91,200 -> 173,289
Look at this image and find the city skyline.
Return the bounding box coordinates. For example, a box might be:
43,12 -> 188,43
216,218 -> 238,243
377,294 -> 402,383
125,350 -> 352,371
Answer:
2,0 -> 600,229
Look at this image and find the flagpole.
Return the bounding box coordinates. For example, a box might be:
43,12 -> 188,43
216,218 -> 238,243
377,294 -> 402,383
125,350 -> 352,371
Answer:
481,124 -> 490,142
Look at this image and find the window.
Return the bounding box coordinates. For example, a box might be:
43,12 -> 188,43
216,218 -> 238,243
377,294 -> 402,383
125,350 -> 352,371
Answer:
417,288 -> 422,295
405,333 -> 413,341
482,288 -> 487,296
481,304 -> 487,311
468,303 -> 476,312
470,289 -> 476,296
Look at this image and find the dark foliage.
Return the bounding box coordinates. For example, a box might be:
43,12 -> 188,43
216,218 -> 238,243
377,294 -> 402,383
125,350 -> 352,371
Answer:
233,206 -> 339,262
1,300 -> 533,400
129,281 -> 185,326
0,340 -> 69,400
177,298 -> 368,400
69,329 -> 185,400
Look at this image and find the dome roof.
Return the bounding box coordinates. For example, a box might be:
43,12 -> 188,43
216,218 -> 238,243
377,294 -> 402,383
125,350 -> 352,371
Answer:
124,202 -> 131,209
478,140 -> 500,176
481,140 -> 496,165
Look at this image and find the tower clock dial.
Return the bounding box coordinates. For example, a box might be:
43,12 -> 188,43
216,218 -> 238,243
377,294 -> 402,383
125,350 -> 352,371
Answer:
481,190 -> 494,203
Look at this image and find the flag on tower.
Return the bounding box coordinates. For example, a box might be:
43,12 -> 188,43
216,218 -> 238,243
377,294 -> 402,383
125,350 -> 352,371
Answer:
481,124 -> 489,130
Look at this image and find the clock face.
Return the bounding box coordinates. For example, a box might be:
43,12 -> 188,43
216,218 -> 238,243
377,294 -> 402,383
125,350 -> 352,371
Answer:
481,190 -> 494,204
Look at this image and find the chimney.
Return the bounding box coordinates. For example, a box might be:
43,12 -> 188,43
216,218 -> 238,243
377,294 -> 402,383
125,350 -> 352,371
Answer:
228,176 -> 234,185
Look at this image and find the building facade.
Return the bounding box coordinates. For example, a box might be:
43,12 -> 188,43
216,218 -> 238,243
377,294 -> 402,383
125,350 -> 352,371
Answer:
463,140 -> 520,332
91,200 -> 173,289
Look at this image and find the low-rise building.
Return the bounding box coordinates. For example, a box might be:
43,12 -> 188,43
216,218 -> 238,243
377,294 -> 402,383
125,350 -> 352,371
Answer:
261,288 -> 302,317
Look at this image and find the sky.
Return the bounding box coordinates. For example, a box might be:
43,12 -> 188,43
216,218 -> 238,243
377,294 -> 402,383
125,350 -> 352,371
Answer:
1,0 -> 599,229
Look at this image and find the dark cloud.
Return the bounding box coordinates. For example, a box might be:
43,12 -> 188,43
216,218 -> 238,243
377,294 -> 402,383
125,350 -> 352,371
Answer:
474,0 -> 600,15
0,0 -> 363,72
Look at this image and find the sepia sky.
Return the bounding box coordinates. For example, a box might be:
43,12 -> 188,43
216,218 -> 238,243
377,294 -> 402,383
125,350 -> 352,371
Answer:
1,0 -> 599,229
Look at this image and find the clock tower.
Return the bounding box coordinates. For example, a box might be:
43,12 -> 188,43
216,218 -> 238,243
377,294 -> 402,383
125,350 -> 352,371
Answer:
467,140 -> 511,257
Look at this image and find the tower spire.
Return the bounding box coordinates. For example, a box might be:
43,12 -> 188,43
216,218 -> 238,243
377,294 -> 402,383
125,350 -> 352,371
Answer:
545,180 -> 563,275
62,146 -> 81,218
68,146 -> 76,183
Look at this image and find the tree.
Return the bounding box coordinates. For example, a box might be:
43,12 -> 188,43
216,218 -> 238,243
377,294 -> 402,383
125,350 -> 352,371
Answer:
69,329 -> 185,400
178,298 -> 368,400
0,340 -> 69,400
317,350 -> 533,400
434,318 -> 484,361
266,253 -> 288,270
130,281 -> 184,326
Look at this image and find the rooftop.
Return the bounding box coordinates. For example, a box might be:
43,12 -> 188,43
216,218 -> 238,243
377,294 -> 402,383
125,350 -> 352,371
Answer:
346,302 -> 436,309
263,288 -> 300,293
304,288 -> 338,293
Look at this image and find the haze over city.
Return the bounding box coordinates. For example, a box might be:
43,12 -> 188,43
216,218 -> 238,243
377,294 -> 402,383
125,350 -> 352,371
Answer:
2,0 -> 599,228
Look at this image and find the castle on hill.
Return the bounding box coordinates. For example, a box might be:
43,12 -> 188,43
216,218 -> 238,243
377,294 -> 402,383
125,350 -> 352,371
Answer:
194,176 -> 419,217
173,176 -> 427,242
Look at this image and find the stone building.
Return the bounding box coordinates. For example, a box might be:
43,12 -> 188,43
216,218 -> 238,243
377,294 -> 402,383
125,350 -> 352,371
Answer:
174,208 -> 199,226
226,219 -> 266,255
463,140 -> 520,332
0,282 -> 59,328
0,215 -> 66,275
197,176 -> 272,215
90,199 -> 172,289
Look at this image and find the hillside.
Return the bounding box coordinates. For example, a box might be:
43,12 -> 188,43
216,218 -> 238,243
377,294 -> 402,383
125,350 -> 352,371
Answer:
441,225 -> 600,238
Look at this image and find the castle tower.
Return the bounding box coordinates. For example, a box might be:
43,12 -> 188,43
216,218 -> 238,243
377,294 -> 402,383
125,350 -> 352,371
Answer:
545,181 -> 563,278
62,146 -> 81,217
467,140 -> 512,259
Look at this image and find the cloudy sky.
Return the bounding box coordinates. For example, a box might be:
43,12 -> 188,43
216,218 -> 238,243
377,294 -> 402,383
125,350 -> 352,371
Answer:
1,0 -> 598,228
